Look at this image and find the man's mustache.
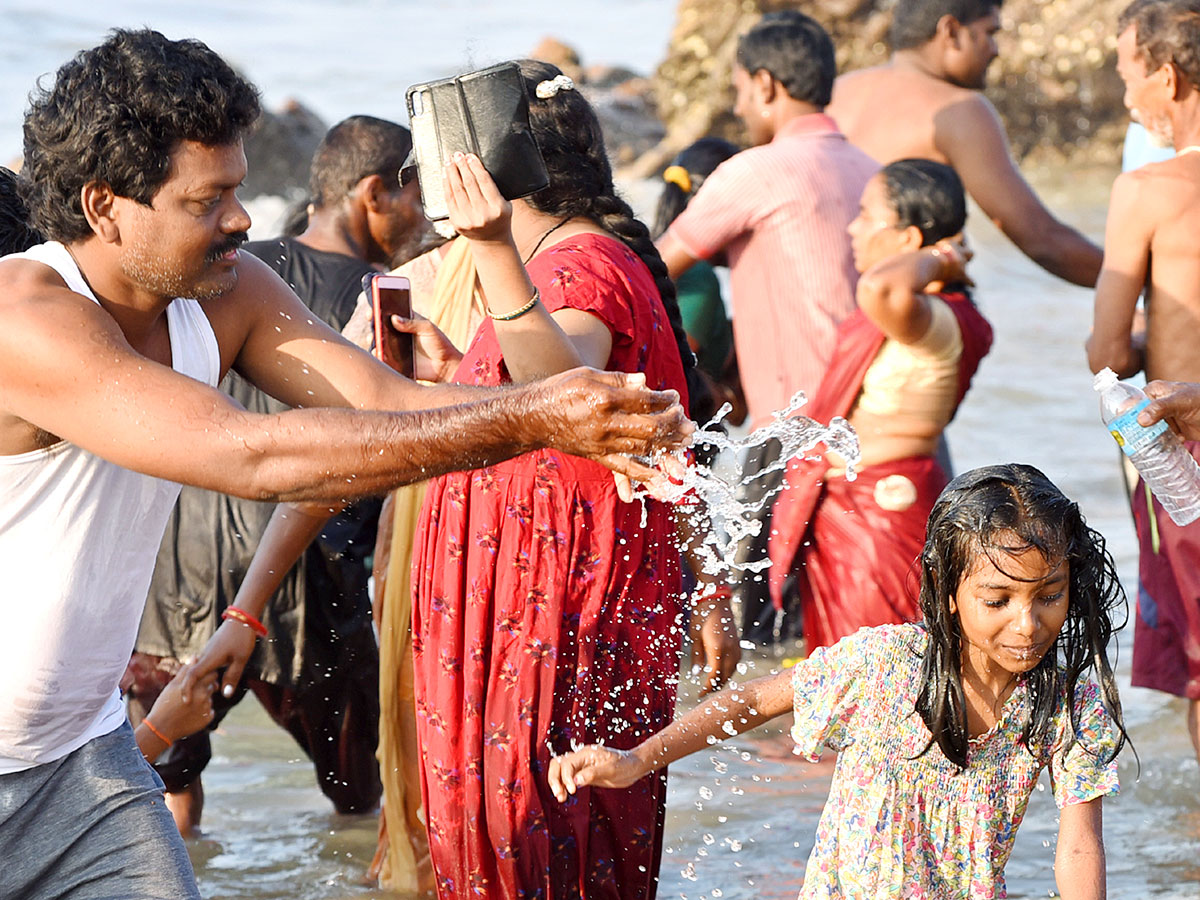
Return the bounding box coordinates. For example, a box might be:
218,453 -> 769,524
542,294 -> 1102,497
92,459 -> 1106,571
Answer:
206,231 -> 249,262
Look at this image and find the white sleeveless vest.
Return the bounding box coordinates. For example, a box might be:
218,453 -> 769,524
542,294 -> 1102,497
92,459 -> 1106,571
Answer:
0,242 -> 221,773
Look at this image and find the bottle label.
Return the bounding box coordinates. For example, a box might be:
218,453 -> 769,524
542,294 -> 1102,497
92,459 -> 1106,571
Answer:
1109,399 -> 1169,458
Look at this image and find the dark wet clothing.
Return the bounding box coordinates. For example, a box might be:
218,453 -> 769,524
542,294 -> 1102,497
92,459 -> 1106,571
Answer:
129,238 -> 382,813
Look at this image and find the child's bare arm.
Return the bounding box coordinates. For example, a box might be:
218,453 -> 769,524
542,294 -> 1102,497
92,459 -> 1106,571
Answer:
180,502 -> 338,702
547,668 -> 793,801
1087,171 -> 1154,378
136,662 -> 217,763
1054,798 -> 1106,900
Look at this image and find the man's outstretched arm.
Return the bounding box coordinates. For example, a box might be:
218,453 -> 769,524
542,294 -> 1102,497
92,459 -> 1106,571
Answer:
939,95 -> 1103,287
0,265 -> 692,504
220,253 -> 501,414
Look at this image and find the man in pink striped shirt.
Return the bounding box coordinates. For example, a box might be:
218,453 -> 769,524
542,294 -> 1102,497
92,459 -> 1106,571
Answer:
657,11 -> 878,645
659,11 -> 878,426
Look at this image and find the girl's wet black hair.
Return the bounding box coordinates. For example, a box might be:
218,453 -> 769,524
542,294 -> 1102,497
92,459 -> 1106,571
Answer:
914,463 -> 1129,770
651,137 -> 738,239
517,59 -> 711,421
880,158 -> 967,247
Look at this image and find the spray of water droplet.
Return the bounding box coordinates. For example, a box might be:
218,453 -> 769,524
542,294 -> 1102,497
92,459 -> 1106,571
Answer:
631,391 -> 859,584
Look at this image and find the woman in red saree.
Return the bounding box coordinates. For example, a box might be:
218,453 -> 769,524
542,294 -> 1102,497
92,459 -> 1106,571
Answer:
768,159 -> 993,651
407,61 -> 720,900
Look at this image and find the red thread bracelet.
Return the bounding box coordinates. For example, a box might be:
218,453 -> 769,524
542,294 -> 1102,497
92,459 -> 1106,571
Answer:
222,606 -> 268,638
141,716 -> 173,747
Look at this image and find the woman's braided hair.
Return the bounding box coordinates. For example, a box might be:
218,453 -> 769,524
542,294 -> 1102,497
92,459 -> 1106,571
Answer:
517,59 -> 711,421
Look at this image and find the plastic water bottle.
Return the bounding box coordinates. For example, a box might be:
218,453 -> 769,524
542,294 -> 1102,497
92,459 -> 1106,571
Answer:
1094,367 -> 1200,525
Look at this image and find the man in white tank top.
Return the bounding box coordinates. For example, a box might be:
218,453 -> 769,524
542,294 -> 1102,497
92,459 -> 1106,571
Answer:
0,29 -> 692,899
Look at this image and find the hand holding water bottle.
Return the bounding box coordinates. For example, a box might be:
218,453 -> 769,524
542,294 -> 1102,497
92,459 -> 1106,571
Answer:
1138,380 -> 1200,442
1095,368 -> 1200,525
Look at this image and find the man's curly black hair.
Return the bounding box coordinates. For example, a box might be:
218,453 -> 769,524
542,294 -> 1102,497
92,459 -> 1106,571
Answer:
21,28 -> 261,243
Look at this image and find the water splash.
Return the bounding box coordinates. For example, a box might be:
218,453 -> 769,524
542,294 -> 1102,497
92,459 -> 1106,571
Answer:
641,391 -> 860,582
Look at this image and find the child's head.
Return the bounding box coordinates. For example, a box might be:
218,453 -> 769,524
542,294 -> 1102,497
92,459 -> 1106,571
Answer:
915,463 -> 1127,768
651,138 -> 738,239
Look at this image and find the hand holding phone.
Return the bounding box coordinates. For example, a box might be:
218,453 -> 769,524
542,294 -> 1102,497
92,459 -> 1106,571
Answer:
371,274 -> 414,378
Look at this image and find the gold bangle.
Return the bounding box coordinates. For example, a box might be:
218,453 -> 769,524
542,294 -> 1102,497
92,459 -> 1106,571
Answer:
488,288 -> 541,322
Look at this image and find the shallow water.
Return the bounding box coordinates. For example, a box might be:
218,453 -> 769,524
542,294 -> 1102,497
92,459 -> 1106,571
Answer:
0,0 -> 676,161
5,5 -> 1197,896
186,173 -> 1200,900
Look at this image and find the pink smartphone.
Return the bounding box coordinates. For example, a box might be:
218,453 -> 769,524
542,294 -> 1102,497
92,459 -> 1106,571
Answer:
371,274 -> 413,378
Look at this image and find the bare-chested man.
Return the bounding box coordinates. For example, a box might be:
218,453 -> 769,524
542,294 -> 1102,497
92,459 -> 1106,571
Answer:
0,30 -> 690,899
1087,0 -> 1200,764
829,0 -> 1102,286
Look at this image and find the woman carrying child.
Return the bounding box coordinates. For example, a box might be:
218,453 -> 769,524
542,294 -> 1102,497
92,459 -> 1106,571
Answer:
768,159 -> 993,650
551,463 -> 1127,899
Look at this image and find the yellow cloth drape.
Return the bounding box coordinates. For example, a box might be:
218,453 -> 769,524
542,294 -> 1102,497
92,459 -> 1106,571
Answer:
374,238 -> 484,892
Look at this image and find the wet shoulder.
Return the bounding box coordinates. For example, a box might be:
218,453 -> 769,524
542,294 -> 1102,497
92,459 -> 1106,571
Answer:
0,253 -> 70,306
1124,156 -> 1200,218
829,64 -> 888,110
1049,670 -> 1117,744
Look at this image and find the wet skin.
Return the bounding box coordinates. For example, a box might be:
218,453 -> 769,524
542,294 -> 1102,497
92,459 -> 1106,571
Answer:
0,139 -> 693,493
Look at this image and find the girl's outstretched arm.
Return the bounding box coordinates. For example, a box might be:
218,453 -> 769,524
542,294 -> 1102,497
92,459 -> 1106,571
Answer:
547,668 -> 793,802
1055,798 -> 1106,900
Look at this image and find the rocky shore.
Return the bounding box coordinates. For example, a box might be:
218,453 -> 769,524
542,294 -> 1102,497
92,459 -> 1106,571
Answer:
241,0 -> 1130,200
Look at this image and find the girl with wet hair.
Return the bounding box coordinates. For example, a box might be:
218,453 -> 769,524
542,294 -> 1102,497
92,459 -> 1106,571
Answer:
551,463 -> 1128,899
397,60 -> 734,899
767,158 -> 993,651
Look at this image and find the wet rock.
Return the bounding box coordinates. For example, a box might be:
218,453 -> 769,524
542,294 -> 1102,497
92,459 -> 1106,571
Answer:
529,38 -> 665,167
585,64 -> 644,90
529,36 -> 584,83
241,99 -> 327,201
586,87 -> 667,166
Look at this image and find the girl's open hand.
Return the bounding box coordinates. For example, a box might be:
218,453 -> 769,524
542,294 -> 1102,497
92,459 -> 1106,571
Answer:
548,745 -> 647,801
445,152 -> 512,244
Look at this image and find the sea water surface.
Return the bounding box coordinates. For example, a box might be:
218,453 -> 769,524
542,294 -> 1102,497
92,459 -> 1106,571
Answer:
0,0 -> 676,161
2,3 -> 1198,898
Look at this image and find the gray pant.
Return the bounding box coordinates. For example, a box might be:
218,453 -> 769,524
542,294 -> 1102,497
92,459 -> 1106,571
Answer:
0,722 -> 199,900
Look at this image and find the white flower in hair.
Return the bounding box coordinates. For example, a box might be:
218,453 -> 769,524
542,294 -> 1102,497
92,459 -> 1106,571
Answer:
535,74 -> 575,99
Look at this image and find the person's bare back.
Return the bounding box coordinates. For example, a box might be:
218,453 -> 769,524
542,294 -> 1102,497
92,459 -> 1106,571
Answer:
828,1 -> 1101,287
1089,9 -> 1200,387
830,63 -> 976,166
1140,157 -> 1200,381
1090,154 -> 1200,383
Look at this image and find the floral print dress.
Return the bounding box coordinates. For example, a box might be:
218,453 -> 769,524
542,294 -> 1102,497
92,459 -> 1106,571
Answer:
412,233 -> 688,900
790,624 -> 1121,899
